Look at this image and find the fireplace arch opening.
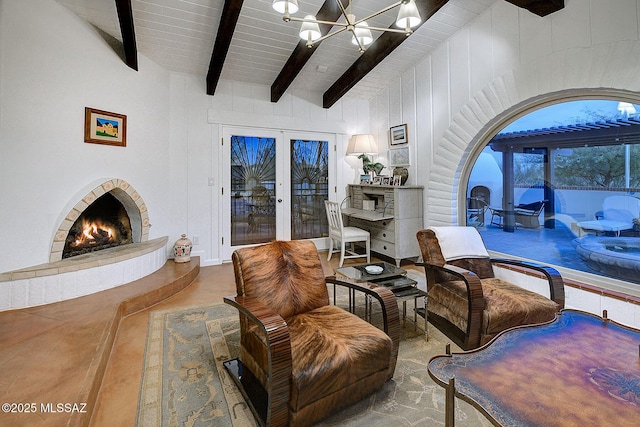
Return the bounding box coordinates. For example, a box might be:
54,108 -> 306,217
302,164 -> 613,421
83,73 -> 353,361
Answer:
63,192 -> 133,258
50,179 -> 150,262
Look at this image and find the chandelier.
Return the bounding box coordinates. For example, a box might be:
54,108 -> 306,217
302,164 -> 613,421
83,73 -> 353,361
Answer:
272,0 -> 422,52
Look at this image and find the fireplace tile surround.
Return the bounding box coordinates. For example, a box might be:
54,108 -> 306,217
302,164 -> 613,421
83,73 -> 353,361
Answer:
50,178 -> 151,262
0,178 -> 165,312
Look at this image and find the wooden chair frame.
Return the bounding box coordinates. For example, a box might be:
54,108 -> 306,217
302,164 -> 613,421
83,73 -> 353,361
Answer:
224,276 -> 400,427
416,258 -> 565,350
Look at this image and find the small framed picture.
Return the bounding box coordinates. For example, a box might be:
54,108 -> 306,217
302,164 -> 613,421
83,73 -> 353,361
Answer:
389,124 -> 408,146
393,175 -> 402,186
382,176 -> 391,186
372,176 -> 382,185
84,107 -> 127,147
360,174 -> 371,184
389,147 -> 410,167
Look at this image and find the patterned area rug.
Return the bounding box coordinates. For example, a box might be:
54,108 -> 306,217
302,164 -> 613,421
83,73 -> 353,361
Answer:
136,300 -> 492,427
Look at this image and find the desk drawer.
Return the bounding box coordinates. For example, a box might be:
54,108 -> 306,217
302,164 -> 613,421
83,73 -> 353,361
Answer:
371,219 -> 394,231
370,228 -> 394,243
371,239 -> 395,258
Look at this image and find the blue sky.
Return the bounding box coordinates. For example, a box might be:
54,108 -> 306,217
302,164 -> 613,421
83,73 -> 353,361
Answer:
501,100 -> 640,133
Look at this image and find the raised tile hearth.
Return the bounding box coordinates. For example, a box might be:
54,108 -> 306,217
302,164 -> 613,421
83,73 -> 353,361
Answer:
0,236 -> 168,311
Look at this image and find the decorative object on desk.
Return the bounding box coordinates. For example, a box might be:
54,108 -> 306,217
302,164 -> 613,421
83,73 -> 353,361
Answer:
389,147 -> 410,166
393,166 -> 409,185
84,107 -> 127,147
373,176 -> 382,185
173,234 -> 192,263
389,124 -> 408,146
358,154 -> 385,176
393,175 -> 402,186
382,176 -> 391,185
360,174 -> 371,184
346,134 -> 384,178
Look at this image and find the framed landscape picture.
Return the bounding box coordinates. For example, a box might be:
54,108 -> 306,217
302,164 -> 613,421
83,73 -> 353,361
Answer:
389,124 -> 408,146
84,107 -> 127,147
389,147 -> 410,166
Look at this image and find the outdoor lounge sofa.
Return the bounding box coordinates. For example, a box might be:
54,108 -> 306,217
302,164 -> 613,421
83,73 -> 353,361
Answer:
577,195 -> 640,236
489,201 -> 545,228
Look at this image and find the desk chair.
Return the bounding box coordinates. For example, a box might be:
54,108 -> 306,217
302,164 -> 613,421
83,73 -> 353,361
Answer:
325,200 -> 370,267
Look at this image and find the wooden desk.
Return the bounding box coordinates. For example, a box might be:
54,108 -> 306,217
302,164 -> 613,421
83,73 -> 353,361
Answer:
428,310 -> 640,427
341,207 -> 394,221
346,184 -> 423,266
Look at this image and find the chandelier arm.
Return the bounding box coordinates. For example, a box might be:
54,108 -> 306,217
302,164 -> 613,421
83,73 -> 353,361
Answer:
353,1 -> 403,25
335,0 -> 351,24
363,25 -> 412,34
308,26 -> 350,45
288,16 -> 349,27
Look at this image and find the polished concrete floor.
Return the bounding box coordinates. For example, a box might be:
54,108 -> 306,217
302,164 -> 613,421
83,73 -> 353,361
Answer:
90,261 -> 237,426
92,254 -> 424,426
0,249 -> 421,427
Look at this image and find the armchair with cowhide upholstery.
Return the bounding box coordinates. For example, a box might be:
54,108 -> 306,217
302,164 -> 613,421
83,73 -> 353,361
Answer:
224,240 -> 400,427
416,226 -> 565,351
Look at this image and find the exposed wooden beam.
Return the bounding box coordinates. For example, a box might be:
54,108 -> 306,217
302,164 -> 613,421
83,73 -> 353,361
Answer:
115,0 -> 137,71
270,1 -> 342,103
323,0 -> 449,109
505,0 -> 564,17
207,0 -> 245,96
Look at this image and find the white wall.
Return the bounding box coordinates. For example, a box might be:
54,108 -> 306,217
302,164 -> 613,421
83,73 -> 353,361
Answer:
169,75 -> 371,265
0,0 -> 371,274
369,0 -> 640,304
0,0 -> 172,272
371,0 -> 640,226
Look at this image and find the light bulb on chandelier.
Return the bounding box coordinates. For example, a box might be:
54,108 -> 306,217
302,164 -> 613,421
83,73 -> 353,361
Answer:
273,0 -> 421,51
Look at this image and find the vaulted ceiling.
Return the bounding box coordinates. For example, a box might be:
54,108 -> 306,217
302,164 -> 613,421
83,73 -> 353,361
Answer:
55,0 -> 563,107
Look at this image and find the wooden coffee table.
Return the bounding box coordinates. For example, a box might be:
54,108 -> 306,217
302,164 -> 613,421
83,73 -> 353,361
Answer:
428,309 -> 640,426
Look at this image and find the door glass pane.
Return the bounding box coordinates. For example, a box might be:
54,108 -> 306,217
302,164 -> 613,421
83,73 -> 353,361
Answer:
291,139 -> 328,240
230,135 -> 276,246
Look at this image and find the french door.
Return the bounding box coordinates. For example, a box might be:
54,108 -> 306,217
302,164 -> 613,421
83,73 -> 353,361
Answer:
221,127 -> 335,260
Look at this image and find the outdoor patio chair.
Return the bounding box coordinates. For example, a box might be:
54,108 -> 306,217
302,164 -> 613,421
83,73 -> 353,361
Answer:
224,240 -> 400,426
467,197 -> 488,226
416,226 -> 565,350
577,195 -> 640,236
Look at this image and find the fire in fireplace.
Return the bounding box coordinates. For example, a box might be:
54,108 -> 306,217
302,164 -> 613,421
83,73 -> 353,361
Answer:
63,192 -> 133,258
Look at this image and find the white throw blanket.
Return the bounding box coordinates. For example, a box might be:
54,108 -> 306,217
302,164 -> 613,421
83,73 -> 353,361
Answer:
429,226 -> 490,261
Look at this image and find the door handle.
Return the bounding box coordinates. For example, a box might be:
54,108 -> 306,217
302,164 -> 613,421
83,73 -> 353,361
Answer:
278,199 -> 283,203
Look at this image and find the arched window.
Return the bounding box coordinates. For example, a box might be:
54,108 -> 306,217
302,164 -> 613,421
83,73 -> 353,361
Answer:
466,100 -> 640,285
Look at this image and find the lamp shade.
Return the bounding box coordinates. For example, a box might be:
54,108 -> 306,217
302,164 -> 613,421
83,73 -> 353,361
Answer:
351,22 -> 373,46
396,0 -> 421,29
299,15 -> 321,42
346,134 -> 378,155
272,0 -> 298,14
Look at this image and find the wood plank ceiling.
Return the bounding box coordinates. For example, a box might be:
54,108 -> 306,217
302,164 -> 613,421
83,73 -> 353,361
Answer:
55,0 -> 563,107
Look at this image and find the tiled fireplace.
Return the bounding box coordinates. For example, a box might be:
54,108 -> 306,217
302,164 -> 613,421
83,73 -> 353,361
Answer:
0,179 -> 168,311
50,178 -> 151,261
